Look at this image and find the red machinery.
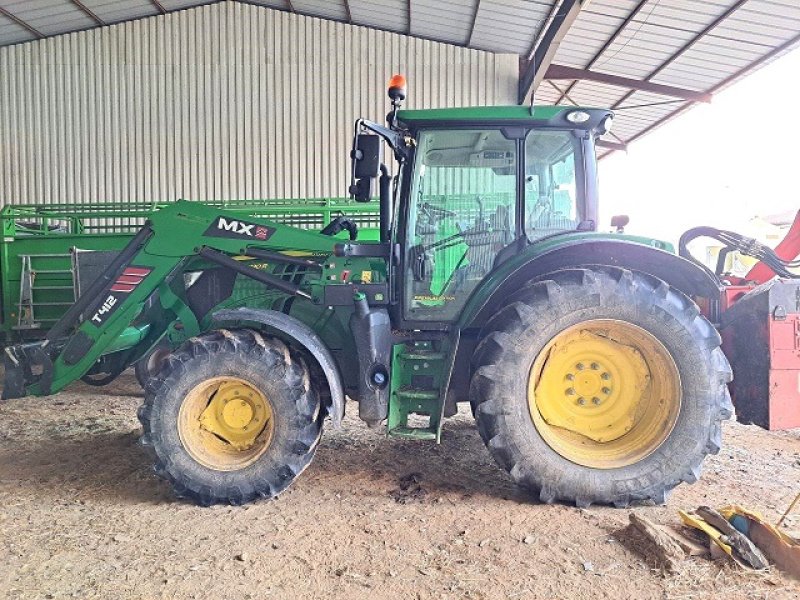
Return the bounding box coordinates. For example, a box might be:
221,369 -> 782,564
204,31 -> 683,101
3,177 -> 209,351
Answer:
683,211 -> 800,430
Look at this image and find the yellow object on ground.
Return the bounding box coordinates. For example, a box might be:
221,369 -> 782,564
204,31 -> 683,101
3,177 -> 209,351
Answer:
721,505 -> 800,578
528,319 -> 681,469
678,510 -> 735,560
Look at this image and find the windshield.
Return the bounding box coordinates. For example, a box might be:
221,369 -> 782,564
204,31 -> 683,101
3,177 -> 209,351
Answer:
525,130 -> 581,241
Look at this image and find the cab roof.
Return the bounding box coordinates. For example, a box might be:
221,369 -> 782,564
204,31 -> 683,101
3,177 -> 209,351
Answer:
396,105 -> 612,131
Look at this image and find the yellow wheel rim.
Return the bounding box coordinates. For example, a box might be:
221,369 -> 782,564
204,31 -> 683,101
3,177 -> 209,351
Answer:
178,376 -> 274,471
528,319 -> 681,469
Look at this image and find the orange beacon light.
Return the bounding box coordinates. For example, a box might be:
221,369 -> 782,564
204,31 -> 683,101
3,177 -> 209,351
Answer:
388,74 -> 407,102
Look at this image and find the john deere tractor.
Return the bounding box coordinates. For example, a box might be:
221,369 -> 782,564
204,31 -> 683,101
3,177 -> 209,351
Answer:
1,76 -> 732,507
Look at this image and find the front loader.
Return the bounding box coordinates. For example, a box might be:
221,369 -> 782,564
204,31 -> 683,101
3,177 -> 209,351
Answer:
2,76 -> 735,508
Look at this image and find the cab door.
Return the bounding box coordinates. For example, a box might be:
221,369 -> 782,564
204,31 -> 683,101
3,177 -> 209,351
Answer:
400,128 -> 520,323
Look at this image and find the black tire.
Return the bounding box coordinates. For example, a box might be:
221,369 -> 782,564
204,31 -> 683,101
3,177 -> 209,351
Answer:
470,267 -> 733,508
137,328 -> 322,506
134,339 -> 171,388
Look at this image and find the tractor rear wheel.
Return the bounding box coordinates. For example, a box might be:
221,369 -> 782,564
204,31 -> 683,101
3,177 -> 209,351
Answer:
138,328 -> 322,506
470,267 -> 733,508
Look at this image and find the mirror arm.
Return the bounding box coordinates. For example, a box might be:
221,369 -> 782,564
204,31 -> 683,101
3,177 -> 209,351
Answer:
359,119 -> 410,162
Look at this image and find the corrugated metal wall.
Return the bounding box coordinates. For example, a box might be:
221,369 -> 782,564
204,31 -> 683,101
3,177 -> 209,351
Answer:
0,1 -> 517,205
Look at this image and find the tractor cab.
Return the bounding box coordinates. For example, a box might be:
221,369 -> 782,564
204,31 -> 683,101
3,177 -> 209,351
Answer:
348,77 -> 612,324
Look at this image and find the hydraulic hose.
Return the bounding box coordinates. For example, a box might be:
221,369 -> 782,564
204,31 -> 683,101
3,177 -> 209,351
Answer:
679,226 -> 800,280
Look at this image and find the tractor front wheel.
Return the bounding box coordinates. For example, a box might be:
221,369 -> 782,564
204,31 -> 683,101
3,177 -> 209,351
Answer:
134,339 -> 171,388
138,328 -> 322,505
470,267 -> 733,508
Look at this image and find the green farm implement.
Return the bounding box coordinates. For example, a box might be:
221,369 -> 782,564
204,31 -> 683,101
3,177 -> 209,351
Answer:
2,76 -> 735,508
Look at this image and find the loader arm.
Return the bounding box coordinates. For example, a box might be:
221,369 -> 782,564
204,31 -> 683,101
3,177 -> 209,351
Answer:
2,201 -> 335,399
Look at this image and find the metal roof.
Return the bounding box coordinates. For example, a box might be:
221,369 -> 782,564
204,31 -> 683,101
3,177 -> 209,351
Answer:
1,0 -> 798,154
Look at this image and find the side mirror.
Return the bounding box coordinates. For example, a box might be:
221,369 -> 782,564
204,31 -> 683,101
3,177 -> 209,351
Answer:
610,214 -> 629,233
351,178 -> 373,203
352,134 -> 381,179
349,133 -> 381,203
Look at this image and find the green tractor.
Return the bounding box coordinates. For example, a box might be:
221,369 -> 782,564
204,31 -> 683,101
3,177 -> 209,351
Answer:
2,76 -> 732,507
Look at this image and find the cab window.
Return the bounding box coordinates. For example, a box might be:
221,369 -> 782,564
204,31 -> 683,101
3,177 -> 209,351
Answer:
525,131 -> 580,241
404,129 -> 517,321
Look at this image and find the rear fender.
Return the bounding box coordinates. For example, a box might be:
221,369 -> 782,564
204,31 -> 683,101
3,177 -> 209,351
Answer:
211,307 -> 345,427
461,239 -> 722,329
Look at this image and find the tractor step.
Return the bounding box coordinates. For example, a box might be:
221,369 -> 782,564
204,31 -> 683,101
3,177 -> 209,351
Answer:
387,426 -> 437,441
395,387 -> 439,402
395,387 -> 439,415
399,351 -> 446,361
387,340 -> 449,443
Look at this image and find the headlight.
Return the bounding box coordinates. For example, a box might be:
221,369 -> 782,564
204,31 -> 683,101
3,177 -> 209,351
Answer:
598,115 -> 614,135
566,110 -> 591,124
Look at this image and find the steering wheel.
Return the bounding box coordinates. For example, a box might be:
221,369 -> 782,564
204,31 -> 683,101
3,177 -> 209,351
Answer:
420,202 -> 457,226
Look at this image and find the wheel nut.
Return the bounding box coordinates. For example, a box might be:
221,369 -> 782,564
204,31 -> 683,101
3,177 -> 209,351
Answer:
576,363 -> 585,371
601,372 -> 610,380
592,397 -> 601,405
565,373 -> 575,381
577,397 -> 586,405
566,388 -> 576,396
602,387 -> 611,395
590,362 -> 599,370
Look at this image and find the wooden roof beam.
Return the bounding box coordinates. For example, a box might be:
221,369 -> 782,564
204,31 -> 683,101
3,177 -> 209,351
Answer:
554,0 -> 650,105
518,0 -> 585,104
546,64 -> 712,103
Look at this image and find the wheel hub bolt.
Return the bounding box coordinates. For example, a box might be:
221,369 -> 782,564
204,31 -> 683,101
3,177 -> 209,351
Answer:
576,363 -> 585,371
592,397 -> 601,405
577,397 -> 586,406
590,362 -> 599,370
601,372 -> 611,380
602,387 -> 611,395
566,388 -> 576,396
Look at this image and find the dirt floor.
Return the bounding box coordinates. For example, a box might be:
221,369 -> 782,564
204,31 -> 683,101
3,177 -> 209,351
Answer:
1,373 -> 799,599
